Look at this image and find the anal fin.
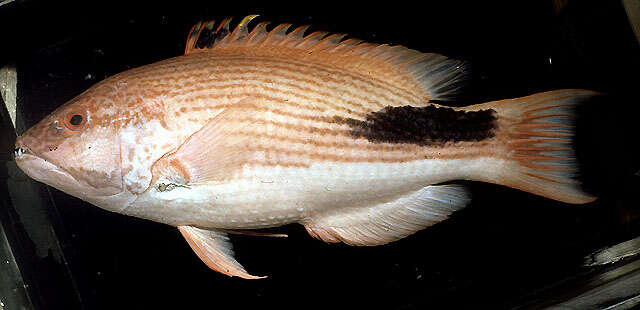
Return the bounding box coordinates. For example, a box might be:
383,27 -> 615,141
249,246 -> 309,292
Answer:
178,226 -> 265,279
303,184 -> 470,246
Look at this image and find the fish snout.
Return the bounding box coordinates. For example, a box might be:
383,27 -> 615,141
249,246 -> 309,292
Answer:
14,136 -> 32,160
15,116 -> 69,159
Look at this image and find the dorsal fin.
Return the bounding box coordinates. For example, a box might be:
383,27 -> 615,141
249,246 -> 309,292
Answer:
184,15 -> 469,101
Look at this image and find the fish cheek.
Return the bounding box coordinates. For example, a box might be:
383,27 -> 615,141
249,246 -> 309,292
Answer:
65,128 -> 123,194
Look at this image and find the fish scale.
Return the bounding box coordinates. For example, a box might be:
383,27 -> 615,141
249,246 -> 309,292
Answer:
159,59 -> 416,116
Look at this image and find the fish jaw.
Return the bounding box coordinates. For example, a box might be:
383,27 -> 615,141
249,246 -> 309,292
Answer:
14,143 -> 138,213
15,149 -> 81,194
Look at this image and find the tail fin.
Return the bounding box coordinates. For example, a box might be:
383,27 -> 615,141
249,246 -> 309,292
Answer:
477,89 -> 599,204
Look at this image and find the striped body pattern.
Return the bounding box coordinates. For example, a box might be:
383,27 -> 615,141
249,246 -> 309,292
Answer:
121,50 -> 500,228
15,16 -> 597,278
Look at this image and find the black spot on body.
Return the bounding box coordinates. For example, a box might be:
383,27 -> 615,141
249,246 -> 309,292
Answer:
338,105 -> 498,146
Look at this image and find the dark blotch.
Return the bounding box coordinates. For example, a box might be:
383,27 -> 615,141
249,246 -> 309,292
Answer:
337,105 -> 498,146
196,25 -> 230,49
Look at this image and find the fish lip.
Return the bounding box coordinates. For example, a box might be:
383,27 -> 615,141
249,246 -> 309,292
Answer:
15,151 -> 77,183
15,141 -> 128,200
14,139 -> 81,191
14,138 -> 72,178
14,138 -> 43,161
15,147 -> 136,211
14,140 -> 33,160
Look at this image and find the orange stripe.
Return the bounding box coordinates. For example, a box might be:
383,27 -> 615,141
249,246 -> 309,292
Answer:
171,91 -> 367,118
123,56 -> 421,108
143,67 -> 406,113
126,54 -> 422,104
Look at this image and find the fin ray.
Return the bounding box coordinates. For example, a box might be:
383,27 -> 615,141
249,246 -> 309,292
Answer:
149,99 -> 259,186
178,226 -> 265,279
184,15 -> 469,101
476,89 -> 599,204
303,184 -> 470,246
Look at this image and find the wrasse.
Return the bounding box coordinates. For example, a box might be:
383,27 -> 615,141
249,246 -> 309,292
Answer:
14,16 -> 597,279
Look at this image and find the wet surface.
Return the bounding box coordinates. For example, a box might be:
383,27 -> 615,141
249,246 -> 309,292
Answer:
1,1 -> 639,309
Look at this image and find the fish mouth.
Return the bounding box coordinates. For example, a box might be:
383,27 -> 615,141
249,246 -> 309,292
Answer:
14,143 -> 34,161
14,139 -> 89,196
14,143 -> 40,165
15,149 -> 136,212
14,142 -> 77,186
14,141 -> 53,171
14,137 -> 41,161
14,140 -> 134,211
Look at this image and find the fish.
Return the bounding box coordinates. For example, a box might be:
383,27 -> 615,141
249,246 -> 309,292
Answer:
14,15 -> 598,279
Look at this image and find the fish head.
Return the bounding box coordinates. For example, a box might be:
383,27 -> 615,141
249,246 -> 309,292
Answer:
14,87 -> 135,210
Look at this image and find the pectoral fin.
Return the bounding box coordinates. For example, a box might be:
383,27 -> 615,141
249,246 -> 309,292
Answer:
178,226 -> 265,279
150,99 -> 260,188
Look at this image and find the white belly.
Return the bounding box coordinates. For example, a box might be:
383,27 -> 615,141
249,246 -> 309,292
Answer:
126,157 -> 502,228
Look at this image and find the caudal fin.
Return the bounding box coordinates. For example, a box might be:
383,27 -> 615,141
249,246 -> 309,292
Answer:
480,89 -> 599,204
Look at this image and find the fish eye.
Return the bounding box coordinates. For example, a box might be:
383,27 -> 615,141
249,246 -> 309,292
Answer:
64,112 -> 86,131
70,114 -> 83,125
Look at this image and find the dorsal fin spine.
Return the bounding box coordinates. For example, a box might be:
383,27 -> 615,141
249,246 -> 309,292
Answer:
247,21 -> 270,44
281,25 -> 309,47
184,21 -> 203,54
288,25 -> 309,39
295,31 -> 328,49
311,33 -> 347,53
330,38 -> 362,53
183,15 -> 470,101
322,33 -> 347,44
262,23 -> 292,46
228,15 -> 259,43
217,17 -> 233,32
213,17 -> 233,46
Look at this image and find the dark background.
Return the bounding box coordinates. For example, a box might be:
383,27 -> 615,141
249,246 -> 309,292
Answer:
1,0 -> 639,309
